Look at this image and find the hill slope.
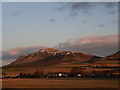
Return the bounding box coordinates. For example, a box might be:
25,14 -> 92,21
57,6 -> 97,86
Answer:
102,51 -> 120,60
92,51 -> 120,65
3,48 -> 100,68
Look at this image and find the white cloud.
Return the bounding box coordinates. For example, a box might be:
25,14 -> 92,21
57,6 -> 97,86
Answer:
57,34 -> 118,56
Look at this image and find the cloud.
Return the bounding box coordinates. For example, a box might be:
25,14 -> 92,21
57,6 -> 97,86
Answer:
2,46 -> 45,60
49,18 -> 56,22
62,2 -> 96,16
98,24 -> 105,27
56,34 -> 118,56
70,2 -> 96,13
56,2 -> 117,17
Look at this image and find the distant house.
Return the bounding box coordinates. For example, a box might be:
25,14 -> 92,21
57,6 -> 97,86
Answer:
46,72 -> 69,78
111,70 -> 120,77
77,74 -> 82,77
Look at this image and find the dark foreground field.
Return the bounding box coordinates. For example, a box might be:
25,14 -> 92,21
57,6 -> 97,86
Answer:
2,78 -> 119,88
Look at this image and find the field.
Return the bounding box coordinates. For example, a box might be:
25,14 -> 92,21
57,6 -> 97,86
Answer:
2,78 -> 119,88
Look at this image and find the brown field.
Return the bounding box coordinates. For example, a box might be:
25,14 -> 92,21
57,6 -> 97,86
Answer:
2,78 -> 119,88
2,65 -> 119,77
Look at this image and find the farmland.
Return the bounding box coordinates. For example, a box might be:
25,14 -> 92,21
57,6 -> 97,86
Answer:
2,78 -> 119,88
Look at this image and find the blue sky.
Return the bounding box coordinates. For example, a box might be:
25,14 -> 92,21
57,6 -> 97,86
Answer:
1,2 -> 118,65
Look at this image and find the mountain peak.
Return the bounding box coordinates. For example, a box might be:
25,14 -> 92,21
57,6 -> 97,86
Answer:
38,48 -> 61,53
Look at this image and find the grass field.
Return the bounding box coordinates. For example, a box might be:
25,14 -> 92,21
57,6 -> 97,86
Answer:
2,78 -> 119,88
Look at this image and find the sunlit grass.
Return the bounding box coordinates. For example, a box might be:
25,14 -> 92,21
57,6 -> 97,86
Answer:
2,69 -> 23,73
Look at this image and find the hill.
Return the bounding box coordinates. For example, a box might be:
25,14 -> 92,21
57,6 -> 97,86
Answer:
3,48 -> 100,68
102,51 -> 120,60
2,48 -> 119,76
92,51 -> 120,65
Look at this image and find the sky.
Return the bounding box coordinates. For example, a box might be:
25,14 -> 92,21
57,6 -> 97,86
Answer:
1,2 -> 119,65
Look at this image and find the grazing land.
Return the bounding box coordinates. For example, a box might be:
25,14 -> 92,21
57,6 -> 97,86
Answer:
2,78 -> 119,88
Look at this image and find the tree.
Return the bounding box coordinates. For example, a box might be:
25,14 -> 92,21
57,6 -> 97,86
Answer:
91,70 -> 97,76
19,73 -> 24,78
33,70 -> 44,78
2,73 -> 7,77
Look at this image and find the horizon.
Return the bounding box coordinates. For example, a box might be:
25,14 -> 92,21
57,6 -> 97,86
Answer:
1,2 -> 118,65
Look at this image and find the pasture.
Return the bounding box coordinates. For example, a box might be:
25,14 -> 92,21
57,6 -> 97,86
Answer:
2,78 -> 119,88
